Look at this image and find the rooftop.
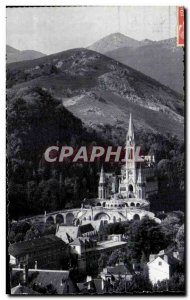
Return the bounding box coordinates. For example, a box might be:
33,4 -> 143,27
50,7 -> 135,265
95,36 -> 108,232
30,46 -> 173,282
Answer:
11,284 -> 39,295
84,240 -> 127,253
103,263 -> 133,276
12,268 -> 78,294
9,235 -> 66,257
56,223 -> 96,243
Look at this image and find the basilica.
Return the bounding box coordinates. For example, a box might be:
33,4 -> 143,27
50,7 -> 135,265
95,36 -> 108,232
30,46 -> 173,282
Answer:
76,114 -> 160,224
33,114 -> 160,226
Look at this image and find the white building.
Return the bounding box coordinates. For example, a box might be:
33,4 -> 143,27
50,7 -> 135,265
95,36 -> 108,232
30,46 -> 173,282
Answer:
147,254 -> 170,285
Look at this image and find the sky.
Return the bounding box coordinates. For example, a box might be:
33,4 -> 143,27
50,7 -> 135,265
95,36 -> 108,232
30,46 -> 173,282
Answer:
6,6 -> 177,55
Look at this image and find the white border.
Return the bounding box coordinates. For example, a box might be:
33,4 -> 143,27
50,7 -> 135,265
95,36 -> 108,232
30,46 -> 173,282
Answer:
0,0 -> 189,298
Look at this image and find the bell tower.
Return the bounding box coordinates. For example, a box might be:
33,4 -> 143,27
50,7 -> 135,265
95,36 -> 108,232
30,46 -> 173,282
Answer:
125,113 -> 136,196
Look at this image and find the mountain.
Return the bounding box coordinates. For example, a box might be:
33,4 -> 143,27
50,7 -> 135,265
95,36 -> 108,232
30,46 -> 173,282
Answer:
6,45 -> 46,64
104,37 -> 184,94
7,48 -> 184,143
88,32 -> 142,53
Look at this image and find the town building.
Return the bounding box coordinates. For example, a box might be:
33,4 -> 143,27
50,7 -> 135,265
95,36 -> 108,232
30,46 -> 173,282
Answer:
100,262 -> 134,282
147,249 -> 180,285
147,255 -> 170,286
69,234 -> 127,271
77,276 -> 106,294
10,267 -> 78,295
56,223 -> 99,243
9,235 -> 69,270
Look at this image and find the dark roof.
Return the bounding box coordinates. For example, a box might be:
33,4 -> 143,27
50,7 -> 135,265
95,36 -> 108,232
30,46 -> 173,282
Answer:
148,249 -> 181,265
56,226 -> 79,243
70,237 -> 90,246
12,269 -> 78,295
9,235 -> 67,257
106,264 -> 132,276
11,285 -> 39,295
79,224 -> 94,234
29,270 -> 77,294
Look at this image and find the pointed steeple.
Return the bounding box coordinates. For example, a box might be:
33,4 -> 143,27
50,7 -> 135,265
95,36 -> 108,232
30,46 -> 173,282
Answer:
126,113 -> 135,145
99,165 -> 106,184
98,165 -> 107,199
137,164 -> 142,184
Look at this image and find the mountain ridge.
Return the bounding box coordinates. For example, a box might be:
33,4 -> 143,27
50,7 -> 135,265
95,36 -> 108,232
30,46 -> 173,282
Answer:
88,32 -> 142,53
6,45 -> 46,64
7,47 -> 184,143
87,33 -> 183,94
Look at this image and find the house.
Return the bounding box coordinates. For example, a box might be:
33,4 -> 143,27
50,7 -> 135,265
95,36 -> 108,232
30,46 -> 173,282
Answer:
147,249 -> 180,285
56,223 -> 97,244
69,235 -> 127,271
147,256 -> 169,285
77,275 -> 106,294
8,234 -> 69,270
100,262 -> 133,283
10,267 -> 78,295
81,220 -> 104,234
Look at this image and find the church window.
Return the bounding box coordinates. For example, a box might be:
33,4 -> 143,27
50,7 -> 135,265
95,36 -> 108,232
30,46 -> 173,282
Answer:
158,261 -> 162,266
128,184 -> 133,192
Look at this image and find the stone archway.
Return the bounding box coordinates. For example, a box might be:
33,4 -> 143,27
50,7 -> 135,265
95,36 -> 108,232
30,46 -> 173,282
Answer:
66,212 -> 75,225
46,216 -> 55,224
94,212 -> 110,222
131,202 -> 135,207
133,214 -> 140,220
56,214 -> 64,224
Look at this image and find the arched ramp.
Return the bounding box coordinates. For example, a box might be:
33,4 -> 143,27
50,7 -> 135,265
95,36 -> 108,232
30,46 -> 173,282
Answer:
66,212 -> 75,225
56,214 -> 64,224
133,214 -> 140,221
46,216 -> 55,224
94,212 -> 110,221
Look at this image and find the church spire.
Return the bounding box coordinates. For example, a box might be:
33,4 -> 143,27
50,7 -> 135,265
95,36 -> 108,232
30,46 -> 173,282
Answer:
99,165 -> 106,184
126,113 -> 135,145
137,164 -> 142,184
98,165 -> 106,199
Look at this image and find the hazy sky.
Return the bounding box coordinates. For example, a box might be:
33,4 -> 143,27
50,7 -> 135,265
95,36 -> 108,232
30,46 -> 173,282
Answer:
6,6 -> 177,55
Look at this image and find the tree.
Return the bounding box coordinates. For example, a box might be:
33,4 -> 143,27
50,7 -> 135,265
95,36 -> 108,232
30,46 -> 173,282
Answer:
127,217 -> 168,262
176,224 -> 184,249
129,270 -> 152,292
98,253 -> 109,271
161,215 -> 181,246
